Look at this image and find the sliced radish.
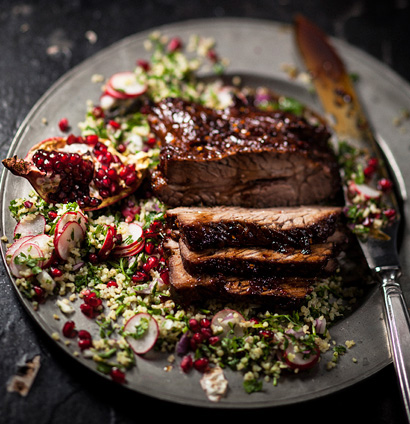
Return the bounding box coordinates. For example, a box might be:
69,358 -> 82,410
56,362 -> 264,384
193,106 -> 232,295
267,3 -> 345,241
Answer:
54,221 -> 85,261
55,211 -> 87,237
282,339 -> 320,371
10,242 -> 44,278
98,225 -> 117,260
5,236 -> 34,261
100,92 -> 117,109
348,181 -> 381,200
123,313 -> 159,354
104,83 -> 129,100
211,309 -> 245,338
14,214 -> 46,238
23,234 -> 55,268
108,72 -> 147,98
113,222 -> 144,256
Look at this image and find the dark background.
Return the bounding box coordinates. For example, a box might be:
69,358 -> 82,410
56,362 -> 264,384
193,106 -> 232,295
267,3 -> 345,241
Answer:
1,1 -> 409,423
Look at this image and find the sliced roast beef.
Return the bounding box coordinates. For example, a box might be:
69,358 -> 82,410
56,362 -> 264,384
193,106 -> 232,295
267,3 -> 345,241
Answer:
166,205 -> 342,252
147,97 -> 342,207
165,239 -> 313,307
178,238 -> 336,278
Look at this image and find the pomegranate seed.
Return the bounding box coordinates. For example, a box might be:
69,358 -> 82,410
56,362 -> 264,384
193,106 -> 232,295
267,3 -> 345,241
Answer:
86,134 -> 99,145
33,285 -> 45,302
193,332 -> 204,345
209,336 -> 219,346
24,201 -> 33,208
84,292 -> 102,308
66,134 -> 77,145
259,329 -> 275,339
107,280 -> 118,288
132,271 -> 148,283
193,357 -> 209,372
58,118 -> 70,132
167,37 -> 182,52
146,137 -> 157,147
117,143 -> 126,153
207,49 -> 218,63
160,270 -> 169,285
78,329 -> 92,340
107,168 -> 118,181
108,120 -> 120,129
142,256 -> 159,273
124,174 -> 137,186
92,106 -> 104,119
188,318 -> 200,332
62,321 -> 77,338
78,338 -> 92,350
368,157 -> 378,168
378,178 -> 393,192
384,208 -> 396,219
137,59 -> 150,71
250,317 -> 259,324
200,318 -> 211,328
200,327 -> 212,339
144,242 -> 156,255
50,267 -> 63,278
180,355 -> 193,373
364,165 -> 376,178
88,253 -> 98,264
110,367 -> 126,384
80,303 -> 95,318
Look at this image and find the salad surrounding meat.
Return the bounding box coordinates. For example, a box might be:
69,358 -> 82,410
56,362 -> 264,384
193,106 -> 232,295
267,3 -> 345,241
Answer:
0,31 -> 395,401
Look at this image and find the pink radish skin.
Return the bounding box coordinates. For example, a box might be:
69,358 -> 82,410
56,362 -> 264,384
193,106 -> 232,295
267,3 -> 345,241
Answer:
98,225 -> 117,260
14,214 -> 46,238
113,223 -> 144,257
124,313 -> 159,354
22,234 -> 55,268
55,211 -> 87,237
108,72 -> 147,98
54,221 -> 85,261
348,181 -> 381,200
282,340 -> 320,371
6,236 -> 34,260
211,309 -> 245,338
10,242 -> 44,278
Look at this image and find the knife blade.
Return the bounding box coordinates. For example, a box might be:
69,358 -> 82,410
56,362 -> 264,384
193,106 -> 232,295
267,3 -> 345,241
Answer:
294,15 -> 410,420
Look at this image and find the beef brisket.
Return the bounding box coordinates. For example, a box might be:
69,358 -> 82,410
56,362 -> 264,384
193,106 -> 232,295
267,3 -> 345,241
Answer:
165,239 -> 313,307
166,205 -> 342,252
147,97 -> 342,207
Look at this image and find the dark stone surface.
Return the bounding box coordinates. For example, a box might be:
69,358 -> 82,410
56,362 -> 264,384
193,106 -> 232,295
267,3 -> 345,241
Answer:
1,1 -> 409,423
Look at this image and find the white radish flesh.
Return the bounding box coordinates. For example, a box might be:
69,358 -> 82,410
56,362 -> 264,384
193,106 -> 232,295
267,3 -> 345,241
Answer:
10,242 -> 44,278
349,181 -> 381,200
113,223 -> 144,256
211,309 -> 245,338
14,214 -> 46,238
23,234 -> 55,268
282,340 -> 320,371
124,313 -> 159,354
54,221 -> 85,261
5,236 -> 34,260
55,211 -> 87,237
108,72 -> 147,98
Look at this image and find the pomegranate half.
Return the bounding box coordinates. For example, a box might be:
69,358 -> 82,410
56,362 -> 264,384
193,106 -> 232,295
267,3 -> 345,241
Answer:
2,135 -> 150,211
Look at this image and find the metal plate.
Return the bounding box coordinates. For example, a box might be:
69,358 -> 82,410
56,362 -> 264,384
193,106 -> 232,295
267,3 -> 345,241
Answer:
1,18 -> 410,408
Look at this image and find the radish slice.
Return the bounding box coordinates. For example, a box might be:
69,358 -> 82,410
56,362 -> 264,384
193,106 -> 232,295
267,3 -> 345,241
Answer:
104,83 -> 129,100
108,72 -> 147,98
54,221 -> 85,261
5,236 -> 34,261
282,339 -> 320,371
23,234 -> 55,268
55,211 -> 87,237
211,309 -> 245,338
123,313 -> 159,354
10,242 -> 44,278
113,223 -> 144,256
349,181 -> 381,200
100,92 -> 117,109
14,214 -> 46,238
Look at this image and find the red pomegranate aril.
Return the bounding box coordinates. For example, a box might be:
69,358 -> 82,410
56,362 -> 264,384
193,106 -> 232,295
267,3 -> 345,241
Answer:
92,106 -> 104,119
180,355 -> 193,373
78,338 -> 92,350
193,357 -> 209,372
132,271 -> 148,283
33,285 -> 45,302
78,329 -> 92,340
200,318 -> 211,328
66,134 -> 77,145
117,143 -> 126,153
200,327 -> 212,340
108,120 -> 120,129
188,318 -> 200,332
193,332 -> 204,345
124,174 -> 137,186
106,168 -> 118,181
24,200 -> 33,208
137,59 -> 150,71
378,178 -> 393,192
209,336 -> 219,346
88,253 -> 98,264
99,189 -> 110,198
107,280 -> 118,288
50,267 -> 63,278
142,256 -> 159,273
110,367 -> 126,384
160,270 -> 169,285
146,137 -> 157,147
368,157 -> 378,168
144,242 -> 156,255
80,303 -> 95,318
364,165 -> 376,178
167,37 -> 182,52
85,134 -> 99,145
58,118 -> 70,132
62,321 -> 77,338
384,208 -> 396,219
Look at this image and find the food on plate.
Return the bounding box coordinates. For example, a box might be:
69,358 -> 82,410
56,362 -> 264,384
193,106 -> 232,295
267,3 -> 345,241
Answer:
1,31 -> 392,400
147,97 -> 342,207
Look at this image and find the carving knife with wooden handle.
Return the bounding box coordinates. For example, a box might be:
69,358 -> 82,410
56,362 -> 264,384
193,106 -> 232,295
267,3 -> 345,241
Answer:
294,15 -> 410,421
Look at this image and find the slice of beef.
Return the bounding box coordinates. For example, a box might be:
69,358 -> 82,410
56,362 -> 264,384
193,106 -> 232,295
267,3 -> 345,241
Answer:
165,239 -> 313,307
166,205 -> 342,252
147,97 -> 342,207
178,238 -> 336,278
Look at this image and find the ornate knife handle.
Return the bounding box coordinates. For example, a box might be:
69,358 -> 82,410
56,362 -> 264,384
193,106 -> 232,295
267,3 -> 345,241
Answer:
377,265 -> 410,421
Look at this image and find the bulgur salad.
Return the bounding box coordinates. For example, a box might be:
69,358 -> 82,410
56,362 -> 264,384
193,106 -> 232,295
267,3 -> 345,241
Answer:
1,31 -> 396,401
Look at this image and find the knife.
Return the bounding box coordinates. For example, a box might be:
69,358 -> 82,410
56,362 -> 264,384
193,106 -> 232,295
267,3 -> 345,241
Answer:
294,15 -> 410,420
